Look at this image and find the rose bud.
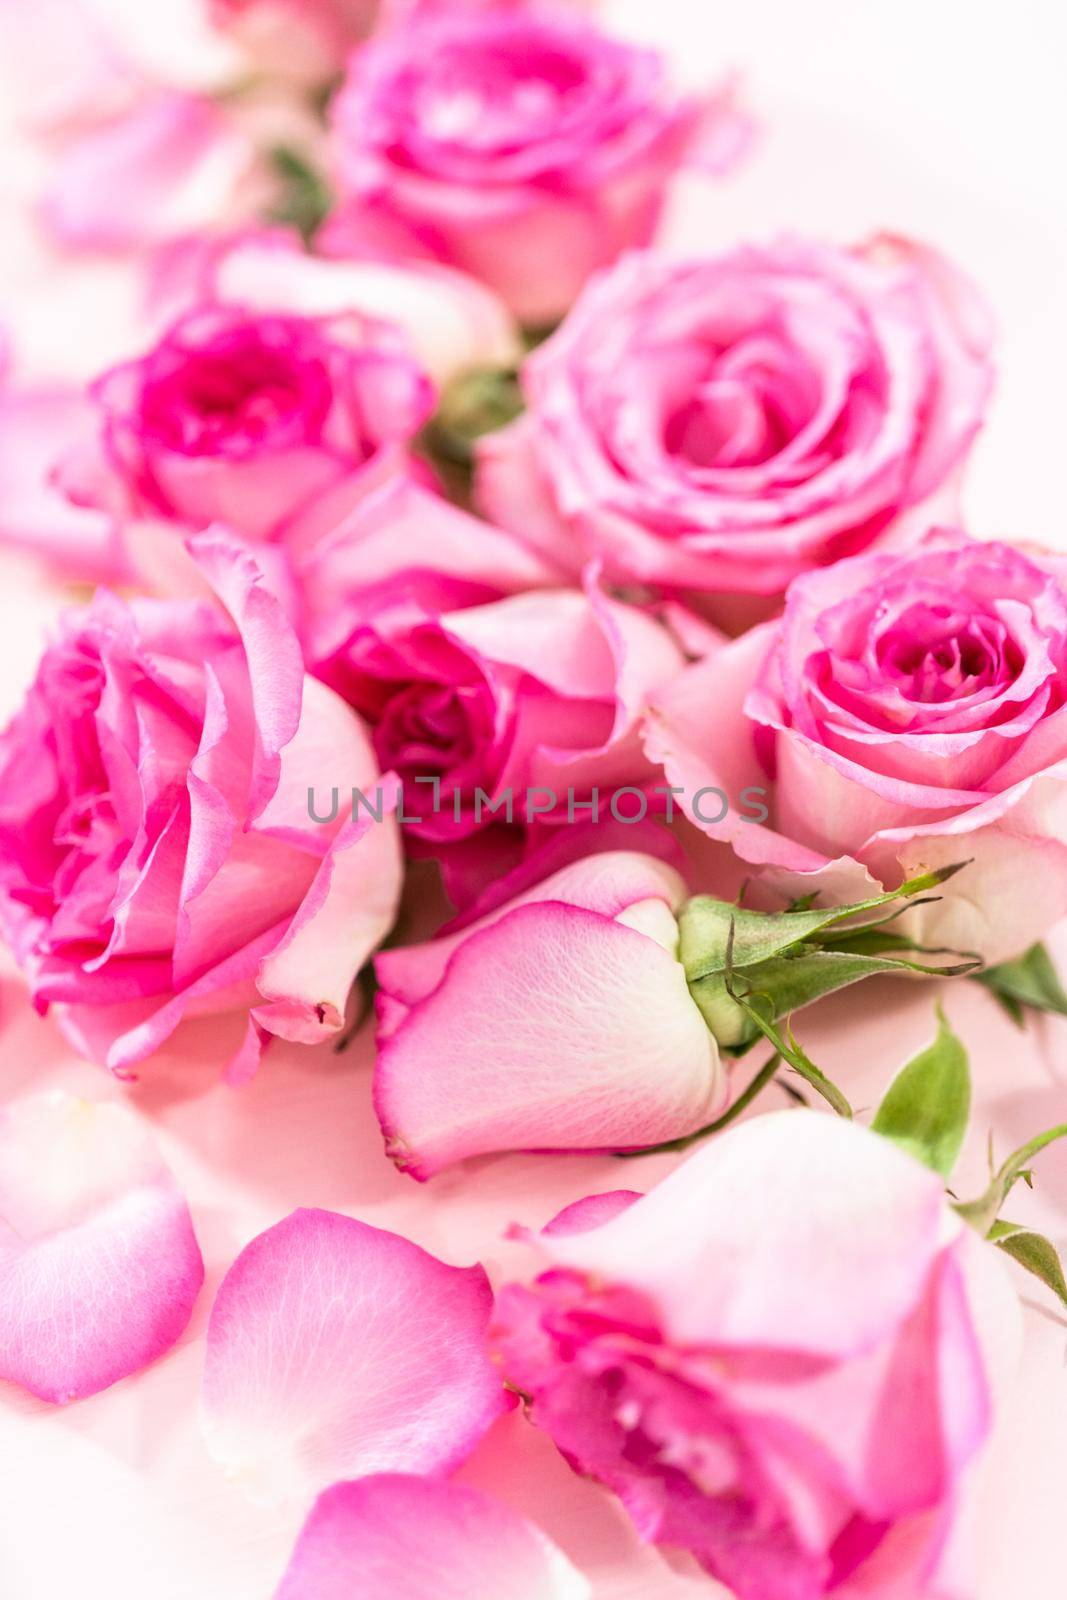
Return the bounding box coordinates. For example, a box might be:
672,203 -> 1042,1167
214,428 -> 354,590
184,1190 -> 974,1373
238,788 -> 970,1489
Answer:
373,848 -> 975,1176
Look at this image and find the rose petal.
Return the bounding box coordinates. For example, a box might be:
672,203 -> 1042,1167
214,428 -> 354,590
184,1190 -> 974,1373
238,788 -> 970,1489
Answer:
0,1091 -> 203,1403
255,778 -> 403,1043
42,92 -> 255,251
377,849 -> 688,1008
545,1110 -> 951,1359
188,531 -> 304,823
541,1190 -> 642,1238
207,230 -> 521,384
273,1473 -> 591,1600
201,1208 -> 508,1501
375,899 -> 723,1179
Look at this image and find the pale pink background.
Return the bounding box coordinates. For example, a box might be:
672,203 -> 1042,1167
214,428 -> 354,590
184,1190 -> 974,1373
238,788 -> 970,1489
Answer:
2,2 -> 1067,1595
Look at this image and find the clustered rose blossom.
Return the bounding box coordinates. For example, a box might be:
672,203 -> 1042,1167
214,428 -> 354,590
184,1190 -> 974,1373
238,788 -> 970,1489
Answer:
326,7 -> 745,322
71,300 -> 433,573
314,562 -> 685,899
0,4 -> 1060,1595
212,0 -> 599,79
0,536 -> 401,1076
494,1112 -> 1020,1599
650,529 -> 1067,964
1,227 -> 521,588
479,237 -> 993,598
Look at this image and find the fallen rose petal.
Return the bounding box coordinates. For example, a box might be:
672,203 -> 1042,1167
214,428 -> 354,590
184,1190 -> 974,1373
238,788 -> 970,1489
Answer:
273,1473 -> 591,1600
0,1091 -> 203,1403
201,1208 -> 508,1501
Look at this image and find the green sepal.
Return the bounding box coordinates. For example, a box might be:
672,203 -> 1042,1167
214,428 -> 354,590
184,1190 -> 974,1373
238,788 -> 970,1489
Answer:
681,870 -> 966,979
678,861 -> 970,985
266,145 -> 333,243
955,1122 -> 1067,1235
689,945 -> 980,1054
426,365 -> 525,467
974,941 -> 1067,1026
871,1006 -> 970,1178
736,999 -> 853,1119
988,1221 -> 1067,1309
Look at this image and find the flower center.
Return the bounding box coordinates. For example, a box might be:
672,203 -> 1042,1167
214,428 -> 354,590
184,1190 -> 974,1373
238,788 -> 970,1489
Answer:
138,319 -> 333,458
874,604 -> 1016,702
416,42 -> 586,147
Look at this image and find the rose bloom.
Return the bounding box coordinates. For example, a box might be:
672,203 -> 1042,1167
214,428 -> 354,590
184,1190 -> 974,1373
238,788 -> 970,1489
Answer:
0,536 -> 401,1076
326,8 -> 743,323
211,0 -> 598,78
68,299 -> 433,565
2,228 -> 518,587
374,848 -> 724,1178
494,1111 -> 1020,1600
312,563 -> 684,901
196,229 -> 519,390
478,237 -> 993,599
649,529 -> 1067,965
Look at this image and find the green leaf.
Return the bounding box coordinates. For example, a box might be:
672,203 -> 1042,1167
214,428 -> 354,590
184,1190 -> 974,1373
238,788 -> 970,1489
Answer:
871,1006 -> 971,1177
989,1221 -> 1067,1309
974,942 -> 1067,1025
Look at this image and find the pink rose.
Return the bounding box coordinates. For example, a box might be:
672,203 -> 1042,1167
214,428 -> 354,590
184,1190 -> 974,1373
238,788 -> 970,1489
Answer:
2,228 -> 518,586
297,476 -> 553,659
649,529 -> 1067,965
325,9 -> 744,323
65,296 -> 433,581
374,849 -> 725,1177
478,237 -> 993,598
313,569 -> 684,900
196,228 -> 520,389
41,92 -> 262,253
210,0 -> 599,79
0,535 -> 402,1075
493,1111 -> 1020,1599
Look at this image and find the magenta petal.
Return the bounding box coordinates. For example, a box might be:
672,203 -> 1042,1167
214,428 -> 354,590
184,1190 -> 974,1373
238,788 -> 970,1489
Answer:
189,531 -> 305,823
201,1209 -> 508,1500
0,1092 -> 203,1403
273,1474 -> 591,1600
541,1190 -> 643,1237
